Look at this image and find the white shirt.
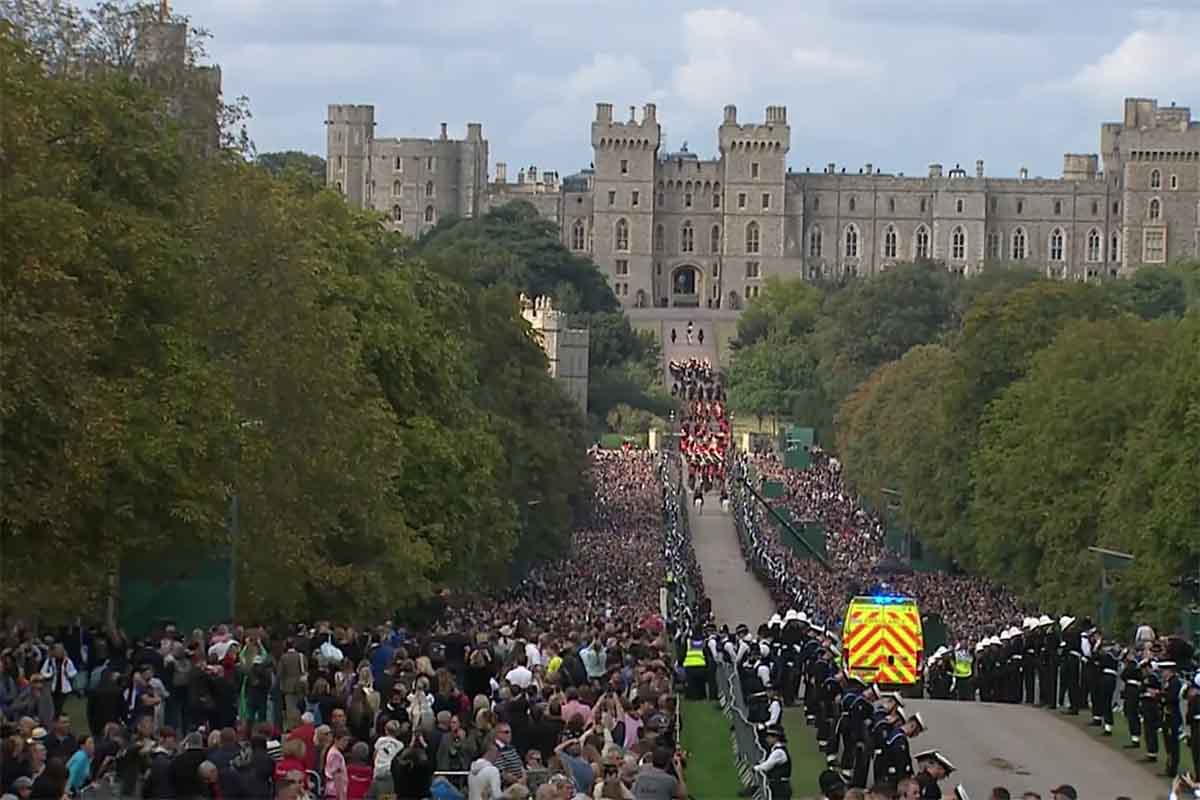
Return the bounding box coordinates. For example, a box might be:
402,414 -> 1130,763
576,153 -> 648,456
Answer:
525,642 -> 542,668
765,699 -> 782,726
753,745 -> 788,774
756,663 -> 771,688
373,736 -> 403,778
467,758 -> 502,800
505,665 -> 533,689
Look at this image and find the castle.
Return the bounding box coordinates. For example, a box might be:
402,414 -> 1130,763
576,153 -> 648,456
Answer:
519,295 -> 589,415
327,97 -> 1199,311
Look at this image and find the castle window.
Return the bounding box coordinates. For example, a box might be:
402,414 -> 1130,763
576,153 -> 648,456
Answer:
883,225 -> 897,259
1113,201 -> 1119,215
814,197 -> 820,212
427,157 -> 435,172
620,159 -> 629,175
614,218 -> 630,252
987,231 -> 1001,261
1016,199 -> 1024,214
745,261 -> 760,279
681,221 -> 695,253
889,197 -> 896,213
1110,232 -> 1120,262
844,224 -> 859,258
991,198 -> 998,213
1149,169 -> 1161,189
1170,174 -> 1178,190
572,219 -> 586,251
712,263 -> 720,278
632,190 -> 640,207
424,205 -> 435,223
335,181 -> 342,193
738,192 -> 747,209
657,192 -> 664,207
615,259 -> 629,276
809,227 -> 823,258
914,225 -> 930,259
745,222 -> 760,254
1053,199 -> 1063,216
1086,228 -> 1101,262
394,156 -> 403,171
393,205 -> 403,222
1012,228 -> 1027,260
920,197 -> 927,214
1091,200 -> 1099,215
337,156 -> 344,169
392,181 -> 402,197
608,190 -> 616,206
654,224 -> 664,252
849,197 -> 857,212
425,181 -> 434,198
1149,197 -> 1161,221
712,193 -> 721,209
710,225 -> 721,254
1049,228 -> 1065,261
951,226 -> 966,261
751,162 -> 760,179
1144,229 -> 1166,263
685,192 -> 693,208
761,192 -> 770,210
956,198 -> 964,214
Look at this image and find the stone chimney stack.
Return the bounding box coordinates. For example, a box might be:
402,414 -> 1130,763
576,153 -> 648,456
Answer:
596,103 -> 613,123
629,105 -> 637,123
1019,166 -> 1029,180
439,122 -> 448,140
529,165 -> 538,183
929,163 -> 944,178
643,103 -> 657,122
976,159 -> 985,178
723,104 -> 737,124
496,162 -> 507,183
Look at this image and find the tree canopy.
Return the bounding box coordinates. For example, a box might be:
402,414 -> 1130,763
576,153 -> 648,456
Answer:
0,17 -> 591,622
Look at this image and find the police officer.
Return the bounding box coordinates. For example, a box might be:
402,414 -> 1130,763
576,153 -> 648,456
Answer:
682,634 -> 708,699
1120,649 -> 1143,749
1159,660 -> 1184,779
752,725 -> 792,800
913,750 -> 956,800
952,642 -> 974,701
704,625 -> 721,701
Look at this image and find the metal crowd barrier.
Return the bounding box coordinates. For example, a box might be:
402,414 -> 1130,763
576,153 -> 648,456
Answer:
715,661 -> 772,800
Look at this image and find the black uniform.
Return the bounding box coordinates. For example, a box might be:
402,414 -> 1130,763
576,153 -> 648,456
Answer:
1141,672 -> 1162,760
1162,673 -> 1184,778
1023,629 -> 1040,704
760,742 -> 792,800
1187,687 -> 1199,782
1094,648 -> 1119,732
1039,627 -> 1060,707
880,728 -> 913,782
1060,627 -> 1083,713
1119,658 -> 1142,746
916,769 -> 942,799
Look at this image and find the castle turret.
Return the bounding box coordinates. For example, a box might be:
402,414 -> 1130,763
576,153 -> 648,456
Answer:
326,104 -> 375,205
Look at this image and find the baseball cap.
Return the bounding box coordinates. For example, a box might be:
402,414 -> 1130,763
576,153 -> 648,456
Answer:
1051,785 -> 1077,800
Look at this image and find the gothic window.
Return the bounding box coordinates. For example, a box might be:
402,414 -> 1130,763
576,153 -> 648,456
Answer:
1049,228 -> 1065,261
745,261 -> 760,279
392,205 -> 403,222
849,196 -> 857,212
685,192 -> 693,208
951,226 -> 966,261
914,225 -> 930,259
712,193 -> 721,209
883,225 -> 897,259
809,226 -> 823,258
746,222 -> 760,254
394,156 -> 403,171
956,198 -> 964,214
681,221 -> 695,253
392,180 -> 402,197
844,224 -> 859,258
424,205 -> 435,223
1110,232 -> 1120,262
1086,228 -> 1101,262
1053,199 -> 1063,216
614,218 -> 630,252
1011,228 -> 1027,260
425,181 -> 435,198
710,225 -> 721,254
1149,169 -> 1161,189
1144,229 -> 1166,262
987,231 -> 1001,261
654,224 -> 664,252
1149,197 -> 1161,221
572,219 -> 586,251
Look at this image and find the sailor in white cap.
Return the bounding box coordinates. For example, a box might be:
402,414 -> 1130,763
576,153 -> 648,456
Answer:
1058,615 -> 1083,715
914,749 -> 955,799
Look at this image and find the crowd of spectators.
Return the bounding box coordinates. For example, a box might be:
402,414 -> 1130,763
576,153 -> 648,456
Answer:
0,448 -> 699,800
738,451 -> 1026,643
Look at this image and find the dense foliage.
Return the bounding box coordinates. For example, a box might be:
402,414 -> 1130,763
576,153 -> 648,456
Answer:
0,11 -> 594,622
727,261 -> 1200,629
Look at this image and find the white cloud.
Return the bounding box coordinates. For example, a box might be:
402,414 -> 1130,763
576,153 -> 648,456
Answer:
1065,12 -> 1200,101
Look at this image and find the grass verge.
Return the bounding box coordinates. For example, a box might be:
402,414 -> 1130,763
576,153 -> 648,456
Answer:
680,699 -> 744,800
1052,705 -> 1197,783
784,708 -> 835,797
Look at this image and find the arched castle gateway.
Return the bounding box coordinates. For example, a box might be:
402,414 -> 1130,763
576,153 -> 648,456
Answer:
328,97 -> 1200,313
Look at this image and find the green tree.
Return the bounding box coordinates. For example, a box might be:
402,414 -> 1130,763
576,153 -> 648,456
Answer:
732,275 -> 823,348
256,150 -> 326,185
969,317 -> 1175,610
726,334 -> 815,432
1107,266 -> 1188,320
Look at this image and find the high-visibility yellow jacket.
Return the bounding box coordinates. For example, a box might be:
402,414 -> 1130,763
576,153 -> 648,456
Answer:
683,647 -> 707,668
953,652 -> 973,678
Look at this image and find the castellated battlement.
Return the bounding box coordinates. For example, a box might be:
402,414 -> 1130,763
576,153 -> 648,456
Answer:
719,105 -> 790,153
592,102 -> 662,148
519,294 -> 589,415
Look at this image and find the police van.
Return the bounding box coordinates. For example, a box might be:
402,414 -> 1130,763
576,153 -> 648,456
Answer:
842,594 -> 925,696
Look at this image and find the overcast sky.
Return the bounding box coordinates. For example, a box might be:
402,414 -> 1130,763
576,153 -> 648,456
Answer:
173,0 -> 1200,180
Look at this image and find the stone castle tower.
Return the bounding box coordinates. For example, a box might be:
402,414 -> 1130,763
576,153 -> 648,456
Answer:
520,294 -> 589,416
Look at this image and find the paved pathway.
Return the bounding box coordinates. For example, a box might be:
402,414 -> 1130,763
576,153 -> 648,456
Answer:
903,698 -> 1168,799
660,321 -> 721,385
687,484 -> 775,628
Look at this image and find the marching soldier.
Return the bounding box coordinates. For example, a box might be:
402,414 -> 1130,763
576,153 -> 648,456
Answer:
1120,649 -> 1143,749
1159,660 -> 1184,779
1082,626 -> 1101,726
1005,626 -> 1025,703
1022,617 -> 1040,704
752,725 -> 792,800
1140,660 -> 1162,765
1059,615 -> 1083,714
1094,642 -> 1119,736
1038,615 -> 1060,708
913,750 -> 956,800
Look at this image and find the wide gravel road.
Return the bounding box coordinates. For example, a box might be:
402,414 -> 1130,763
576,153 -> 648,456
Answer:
903,697 -> 1168,799
687,485 -> 776,628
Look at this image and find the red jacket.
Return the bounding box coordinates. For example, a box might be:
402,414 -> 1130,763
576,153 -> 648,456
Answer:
347,764 -> 374,800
